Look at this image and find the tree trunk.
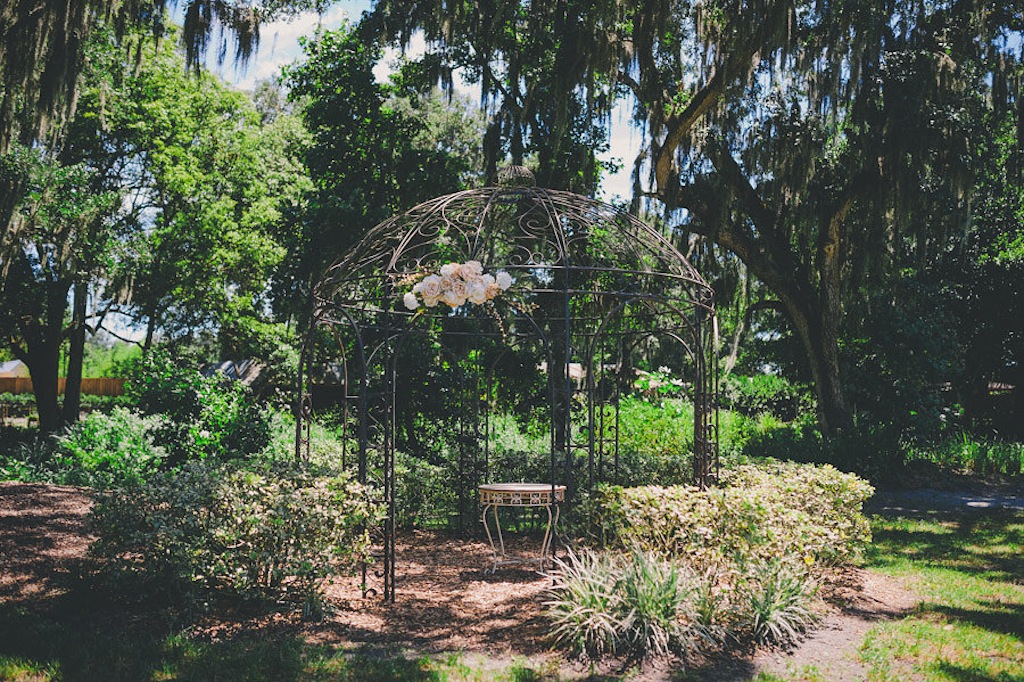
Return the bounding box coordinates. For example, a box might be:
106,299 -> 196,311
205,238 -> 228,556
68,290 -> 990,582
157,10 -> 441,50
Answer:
62,280 -> 88,424
144,303 -> 157,350
673,160 -> 856,435
780,295 -> 853,434
25,343 -> 62,433
29,280 -> 72,434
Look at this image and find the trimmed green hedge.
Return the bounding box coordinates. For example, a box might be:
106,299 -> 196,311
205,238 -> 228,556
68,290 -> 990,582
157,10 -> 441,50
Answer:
590,460 -> 874,570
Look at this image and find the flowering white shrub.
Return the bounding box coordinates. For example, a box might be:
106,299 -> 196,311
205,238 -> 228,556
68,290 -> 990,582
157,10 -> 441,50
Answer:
403,260 -> 514,309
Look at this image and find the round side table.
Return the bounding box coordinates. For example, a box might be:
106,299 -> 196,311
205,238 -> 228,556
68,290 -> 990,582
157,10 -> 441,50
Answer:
478,483 -> 566,573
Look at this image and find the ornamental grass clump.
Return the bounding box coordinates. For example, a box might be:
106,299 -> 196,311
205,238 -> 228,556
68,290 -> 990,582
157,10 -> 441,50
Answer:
616,550 -> 694,660
546,549 -> 822,662
546,549 -> 719,662
545,549 -> 623,658
743,559 -> 820,644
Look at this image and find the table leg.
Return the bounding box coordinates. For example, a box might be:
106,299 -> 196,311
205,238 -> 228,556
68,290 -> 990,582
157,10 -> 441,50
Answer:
481,502 -> 508,574
540,503 -> 560,568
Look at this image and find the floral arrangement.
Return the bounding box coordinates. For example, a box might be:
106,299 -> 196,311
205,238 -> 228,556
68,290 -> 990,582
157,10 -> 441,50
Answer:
402,260 -> 514,310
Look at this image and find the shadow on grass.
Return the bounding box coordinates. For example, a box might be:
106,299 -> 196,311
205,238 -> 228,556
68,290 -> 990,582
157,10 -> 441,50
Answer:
867,509 -> 1024,586
0,593 -> 578,682
0,599 -> 486,682
934,659 -> 1024,682
672,655 -> 758,682
926,602 -> 1024,641
0,600 -> 301,682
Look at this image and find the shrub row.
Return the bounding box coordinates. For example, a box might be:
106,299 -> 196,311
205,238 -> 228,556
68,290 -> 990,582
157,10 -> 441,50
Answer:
0,392 -> 130,411
589,460 -> 874,571
88,460 -> 381,616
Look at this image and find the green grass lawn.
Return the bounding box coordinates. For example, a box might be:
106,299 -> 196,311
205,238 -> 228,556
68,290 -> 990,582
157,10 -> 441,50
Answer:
860,509 -> 1024,682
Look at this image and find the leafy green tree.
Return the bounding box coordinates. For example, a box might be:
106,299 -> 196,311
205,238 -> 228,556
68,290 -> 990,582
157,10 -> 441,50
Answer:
69,27 -> 312,355
367,0 -> 1023,436
363,0 -> 616,192
1,0 -> 326,253
0,147 -> 117,432
278,24 -> 484,323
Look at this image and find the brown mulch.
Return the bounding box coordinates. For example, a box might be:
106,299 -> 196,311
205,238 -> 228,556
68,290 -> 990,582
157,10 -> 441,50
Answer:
0,481 -> 95,604
317,531 -> 554,654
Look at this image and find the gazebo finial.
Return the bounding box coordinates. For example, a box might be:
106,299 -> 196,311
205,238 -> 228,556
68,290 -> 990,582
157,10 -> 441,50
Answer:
496,165 -> 536,187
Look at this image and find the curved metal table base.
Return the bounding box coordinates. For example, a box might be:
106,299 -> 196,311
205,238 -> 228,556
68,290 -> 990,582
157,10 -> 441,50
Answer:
479,483 -> 566,574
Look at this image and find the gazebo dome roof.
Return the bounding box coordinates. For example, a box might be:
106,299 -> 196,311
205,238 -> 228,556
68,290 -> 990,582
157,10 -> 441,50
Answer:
315,167 -> 714,313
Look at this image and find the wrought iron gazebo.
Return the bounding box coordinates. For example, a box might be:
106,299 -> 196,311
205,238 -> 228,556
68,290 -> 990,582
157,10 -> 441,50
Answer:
296,167 -> 717,601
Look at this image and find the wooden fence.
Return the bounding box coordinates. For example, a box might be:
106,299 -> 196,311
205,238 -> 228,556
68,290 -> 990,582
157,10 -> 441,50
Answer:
0,377 -> 126,396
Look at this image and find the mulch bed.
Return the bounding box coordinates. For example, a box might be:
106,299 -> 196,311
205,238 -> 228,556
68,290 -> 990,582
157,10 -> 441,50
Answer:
0,481 -> 95,604
0,481 -> 555,656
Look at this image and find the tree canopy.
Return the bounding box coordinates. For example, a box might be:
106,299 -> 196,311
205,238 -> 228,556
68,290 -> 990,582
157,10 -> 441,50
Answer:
362,0 -> 1024,435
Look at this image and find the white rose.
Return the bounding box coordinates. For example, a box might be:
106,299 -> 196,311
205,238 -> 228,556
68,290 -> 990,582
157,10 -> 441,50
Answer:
444,278 -> 469,307
418,275 -> 443,307
403,292 -> 420,310
467,279 -> 488,304
440,262 -> 461,278
481,273 -> 499,299
463,260 -> 483,276
496,270 -> 514,290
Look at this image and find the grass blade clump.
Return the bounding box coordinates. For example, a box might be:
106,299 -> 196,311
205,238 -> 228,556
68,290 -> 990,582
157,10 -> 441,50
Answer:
742,559 -> 820,645
545,548 -> 623,658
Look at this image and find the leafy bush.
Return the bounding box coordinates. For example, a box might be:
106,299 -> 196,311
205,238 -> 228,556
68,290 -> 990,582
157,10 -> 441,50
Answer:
394,451 -> 454,528
79,394 -> 131,411
905,432 -> 1024,476
89,460 -> 381,613
0,393 -> 35,409
56,408 -> 164,487
720,373 -> 814,421
125,350 -> 270,465
617,397 -> 693,459
0,430 -> 59,481
741,420 -> 906,483
591,461 -> 873,569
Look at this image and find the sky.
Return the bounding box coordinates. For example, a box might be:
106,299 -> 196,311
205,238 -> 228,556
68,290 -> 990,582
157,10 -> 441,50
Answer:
199,1 -> 638,200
